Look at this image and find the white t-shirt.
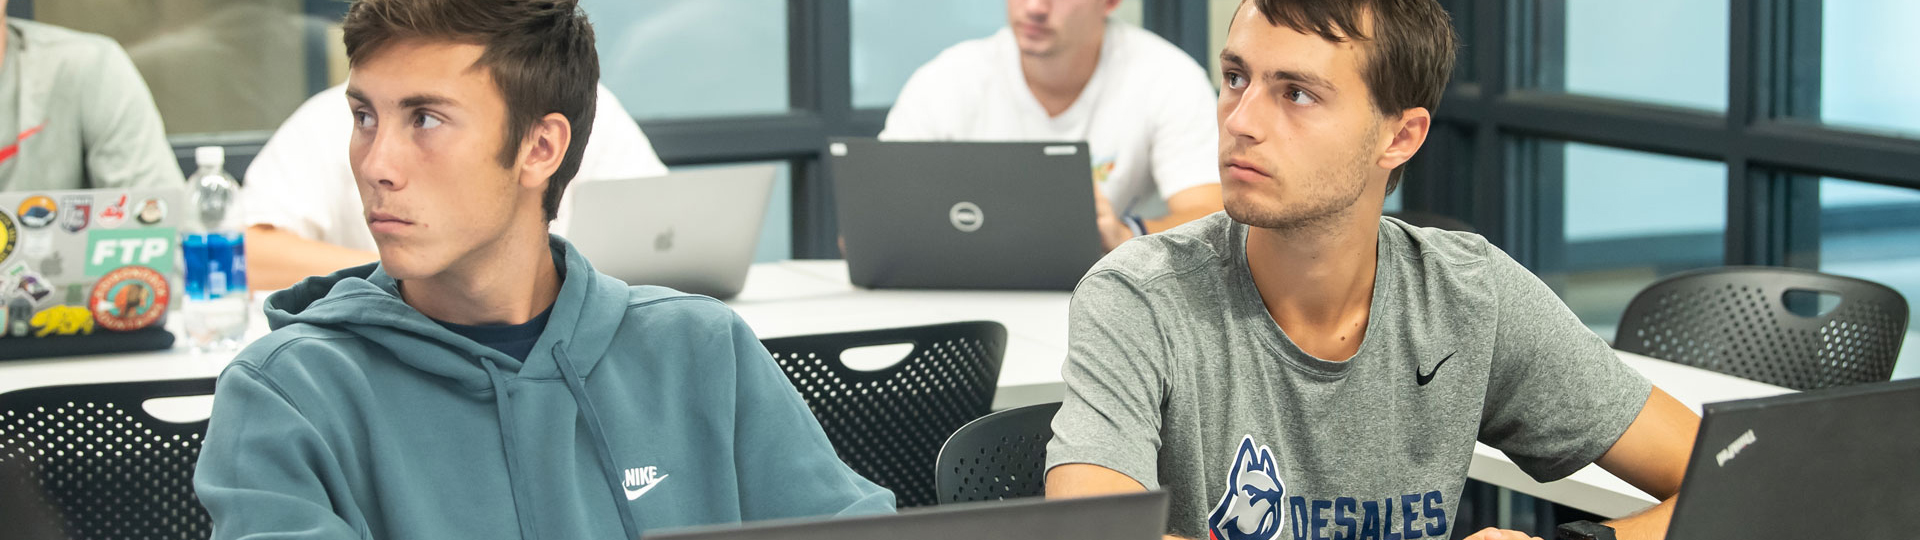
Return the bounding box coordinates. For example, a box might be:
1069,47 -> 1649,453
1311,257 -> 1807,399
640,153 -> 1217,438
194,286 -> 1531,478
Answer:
241,84 -> 668,253
879,21 -> 1219,216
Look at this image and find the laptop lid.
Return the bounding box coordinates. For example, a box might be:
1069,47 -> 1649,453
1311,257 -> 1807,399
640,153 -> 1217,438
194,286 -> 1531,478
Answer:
643,491 -> 1169,540
566,164 -> 776,299
1666,377 -> 1920,539
1,188 -> 186,360
828,138 -> 1105,291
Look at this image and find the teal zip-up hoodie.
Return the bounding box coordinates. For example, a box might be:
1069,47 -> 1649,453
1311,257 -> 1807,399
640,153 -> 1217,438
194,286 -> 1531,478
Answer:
193,236 -> 894,539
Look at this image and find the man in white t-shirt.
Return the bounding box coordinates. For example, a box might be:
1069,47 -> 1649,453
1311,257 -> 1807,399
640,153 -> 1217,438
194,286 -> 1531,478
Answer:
241,83 -> 667,290
880,0 -> 1222,251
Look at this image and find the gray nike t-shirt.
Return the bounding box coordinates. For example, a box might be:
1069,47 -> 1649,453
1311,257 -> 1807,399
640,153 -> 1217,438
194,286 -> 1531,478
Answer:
1046,213 -> 1652,540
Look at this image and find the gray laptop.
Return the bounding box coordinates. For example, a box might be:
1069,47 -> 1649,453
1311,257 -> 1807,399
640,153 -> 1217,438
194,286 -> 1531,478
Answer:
1,188 -> 187,360
828,138 -> 1106,291
1665,377 -> 1920,539
644,491 -> 1168,540
566,164 -> 776,299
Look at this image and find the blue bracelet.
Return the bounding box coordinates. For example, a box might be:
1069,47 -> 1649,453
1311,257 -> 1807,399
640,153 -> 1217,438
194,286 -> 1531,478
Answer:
1123,215 -> 1148,237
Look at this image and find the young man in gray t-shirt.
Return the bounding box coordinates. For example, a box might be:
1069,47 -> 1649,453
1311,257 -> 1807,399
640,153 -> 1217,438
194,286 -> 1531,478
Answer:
1044,2 -> 1701,540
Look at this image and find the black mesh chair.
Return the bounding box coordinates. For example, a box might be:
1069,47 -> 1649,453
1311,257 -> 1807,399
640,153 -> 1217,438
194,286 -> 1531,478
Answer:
761,321 -> 1007,508
934,401 -> 1061,505
1616,267 -> 1910,390
0,378 -> 216,540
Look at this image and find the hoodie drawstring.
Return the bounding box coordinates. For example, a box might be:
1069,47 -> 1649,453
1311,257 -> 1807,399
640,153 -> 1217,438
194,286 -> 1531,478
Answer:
481,358 -> 542,540
553,342 -> 644,540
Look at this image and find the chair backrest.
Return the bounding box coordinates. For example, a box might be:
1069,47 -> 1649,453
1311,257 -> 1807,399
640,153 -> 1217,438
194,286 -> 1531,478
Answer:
934,401 -> 1061,505
0,378 -> 216,540
1616,267 -> 1910,390
761,321 -> 1007,508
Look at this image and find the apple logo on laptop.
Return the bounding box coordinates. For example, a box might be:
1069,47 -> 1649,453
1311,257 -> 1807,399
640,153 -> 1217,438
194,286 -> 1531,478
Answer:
949,202 -> 984,232
654,228 -> 674,252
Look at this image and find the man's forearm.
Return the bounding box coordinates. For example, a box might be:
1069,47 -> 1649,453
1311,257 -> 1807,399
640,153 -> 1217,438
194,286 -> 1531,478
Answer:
245,226 -> 378,291
1604,496 -> 1675,540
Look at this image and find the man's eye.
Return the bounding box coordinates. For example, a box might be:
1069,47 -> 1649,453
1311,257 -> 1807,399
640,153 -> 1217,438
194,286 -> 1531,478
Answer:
353,111 -> 375,129
416,114 -> 443,129
1225,72 -> 1247,89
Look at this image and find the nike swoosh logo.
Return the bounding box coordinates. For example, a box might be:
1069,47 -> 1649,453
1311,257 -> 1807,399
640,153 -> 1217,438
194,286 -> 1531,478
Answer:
1416,352 -> 1454,386
623,474 -> 668,501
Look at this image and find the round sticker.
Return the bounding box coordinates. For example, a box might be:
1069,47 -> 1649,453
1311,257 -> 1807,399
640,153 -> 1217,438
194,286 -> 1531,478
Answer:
135,198 -> 167,226
90,266 -> 170,332
15,196 -> 56,229
0,210 -> 16,263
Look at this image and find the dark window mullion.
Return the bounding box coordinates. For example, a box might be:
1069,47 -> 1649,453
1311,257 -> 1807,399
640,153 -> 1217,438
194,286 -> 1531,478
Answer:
1471,0 -> 1513,257
1142,0 -> 1211,69
787,0 -> 853,259
1726,0 -> 1764,266
1777,0 -> 1825,270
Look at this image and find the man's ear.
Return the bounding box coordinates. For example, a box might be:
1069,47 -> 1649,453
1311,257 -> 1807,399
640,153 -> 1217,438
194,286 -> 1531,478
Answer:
1377,107 -> 1432,173
517,112 -> 572,190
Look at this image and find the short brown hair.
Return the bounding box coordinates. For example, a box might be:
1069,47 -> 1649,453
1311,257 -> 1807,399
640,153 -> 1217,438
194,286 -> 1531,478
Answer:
343,0 -> 599,221
1242,0 -> 1456,194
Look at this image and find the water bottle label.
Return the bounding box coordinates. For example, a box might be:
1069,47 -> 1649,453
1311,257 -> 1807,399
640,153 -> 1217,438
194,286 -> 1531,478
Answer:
228,233 -> 248,293
183,232 -> 209,301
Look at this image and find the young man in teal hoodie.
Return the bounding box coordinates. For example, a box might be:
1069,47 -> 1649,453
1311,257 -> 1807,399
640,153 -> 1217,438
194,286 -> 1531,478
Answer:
191,1 -> 894,538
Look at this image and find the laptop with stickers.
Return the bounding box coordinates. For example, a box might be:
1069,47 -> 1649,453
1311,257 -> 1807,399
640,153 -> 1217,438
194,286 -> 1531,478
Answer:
1664,377 -> 1920,539
643,491 -> 1169,540
0,188 -> 187,360
827,138 -> 1106,291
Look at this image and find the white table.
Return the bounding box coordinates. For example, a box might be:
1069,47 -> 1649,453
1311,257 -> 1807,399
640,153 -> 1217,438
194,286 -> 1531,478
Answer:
726,261 -> 1072,410
0,260 -> 1790,518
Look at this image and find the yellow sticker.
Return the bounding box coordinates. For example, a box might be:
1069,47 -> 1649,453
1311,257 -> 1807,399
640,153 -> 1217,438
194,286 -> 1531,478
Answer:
31,305 -> 95,337
0,209 -> 15,263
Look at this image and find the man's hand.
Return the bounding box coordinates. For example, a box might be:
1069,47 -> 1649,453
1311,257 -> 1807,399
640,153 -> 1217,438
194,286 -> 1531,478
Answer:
1463,527 -> 1543,540
1093,186 -> 1133,251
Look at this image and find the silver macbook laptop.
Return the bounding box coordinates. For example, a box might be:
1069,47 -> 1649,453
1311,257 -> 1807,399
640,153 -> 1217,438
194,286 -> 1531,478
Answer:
566,164 -> 776,299
827,138 -> 1106,291
644,491 -> 1169,540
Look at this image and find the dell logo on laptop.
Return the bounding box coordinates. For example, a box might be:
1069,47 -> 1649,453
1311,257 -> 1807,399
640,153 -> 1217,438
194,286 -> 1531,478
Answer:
949,202 -> 984,232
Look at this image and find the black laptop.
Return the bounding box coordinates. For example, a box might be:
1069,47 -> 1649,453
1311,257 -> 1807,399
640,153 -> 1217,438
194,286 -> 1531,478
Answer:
827,138 -> 1106,291
644,491 -> 1168,540
1665,377 -> 1920,539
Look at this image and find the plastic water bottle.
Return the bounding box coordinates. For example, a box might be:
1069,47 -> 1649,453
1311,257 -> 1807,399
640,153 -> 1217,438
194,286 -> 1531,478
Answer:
183,146 -> 249,353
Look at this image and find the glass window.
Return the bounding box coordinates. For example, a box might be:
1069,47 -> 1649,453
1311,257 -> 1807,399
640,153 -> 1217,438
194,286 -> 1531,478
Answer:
1534,0 -> 1728,112
850,0 -> 1004,109
583,0 -> 789,121
852,0 -> 1142,109
1819,1 -> 1920,138
1538,142 -> 1727,341
33,0 -> 338,136
1794,177 -> 1920,379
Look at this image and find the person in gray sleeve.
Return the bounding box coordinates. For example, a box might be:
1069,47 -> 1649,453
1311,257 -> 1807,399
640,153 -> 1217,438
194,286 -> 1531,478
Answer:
0,7 -> 183,192
1043,2 -> 1700,540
